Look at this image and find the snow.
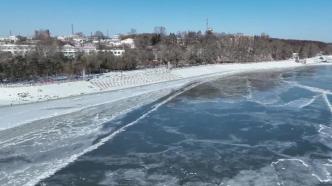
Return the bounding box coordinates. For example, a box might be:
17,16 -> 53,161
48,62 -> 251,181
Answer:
0,81 -> 98,105
0,80 -> 187,131
1,57 -> 330,107
0,56 -> 331,131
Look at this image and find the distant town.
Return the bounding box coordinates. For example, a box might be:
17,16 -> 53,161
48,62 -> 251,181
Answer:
0,28 -> 135,57
0,26 -> 331,83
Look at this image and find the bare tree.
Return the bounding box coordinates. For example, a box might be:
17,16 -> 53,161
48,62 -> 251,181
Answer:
154,26 -> 167,36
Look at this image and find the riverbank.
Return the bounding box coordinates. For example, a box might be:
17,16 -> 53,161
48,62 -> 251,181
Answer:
0,56 -> 331,106
0,56 -> 331,131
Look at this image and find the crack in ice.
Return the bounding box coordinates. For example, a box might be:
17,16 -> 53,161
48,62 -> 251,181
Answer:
285,81 -> 332,95
322,94 -> 332,113
283,81 -> 332,112
24,82 -> 204,186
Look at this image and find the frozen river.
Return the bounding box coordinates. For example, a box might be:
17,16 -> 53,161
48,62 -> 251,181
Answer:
1,65 -> 332,185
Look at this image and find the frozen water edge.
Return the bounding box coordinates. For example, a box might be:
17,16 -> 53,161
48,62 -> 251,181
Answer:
1,58 -> 332,131
0,89 -> 174,186
0,79 -> 187,131
0,82 -> 203,186
0,70 -> 236,131
0,57 -> 331,108
0,78 -> 212,186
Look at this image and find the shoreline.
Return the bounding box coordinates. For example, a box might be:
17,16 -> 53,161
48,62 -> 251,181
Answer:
0,57 -> 332,131
1,57 -> 331,107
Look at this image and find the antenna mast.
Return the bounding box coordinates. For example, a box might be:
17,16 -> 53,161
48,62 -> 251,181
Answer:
206,18 -> 209,31
71,24 -> 74,35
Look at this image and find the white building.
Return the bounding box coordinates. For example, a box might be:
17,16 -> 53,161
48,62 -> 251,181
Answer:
106,35 -> 122,47
61,44 -> 124,57
8,36 -> 19,43
110,49 -> 125,56
57,35 -> 88,45
61,44 -> 79,58
0,44 -> 35,55
72,35 -> 87,44
81,44 -> 97,54
121,38 -> 135,49
100,49 -> 125,56
57,36 -> 66,42
292,53 -> 300,63
0,36 -> 19,43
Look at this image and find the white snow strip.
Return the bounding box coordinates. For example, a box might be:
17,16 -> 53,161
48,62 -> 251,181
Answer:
1,56 -> 331,107
0,80 -> 186,131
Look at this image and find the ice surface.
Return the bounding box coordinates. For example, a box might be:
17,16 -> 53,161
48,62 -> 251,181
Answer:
2,62 -> 332,186
0,90 -> 173,186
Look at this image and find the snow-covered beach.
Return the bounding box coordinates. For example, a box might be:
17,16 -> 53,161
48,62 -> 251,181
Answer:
0,56 -> 331,131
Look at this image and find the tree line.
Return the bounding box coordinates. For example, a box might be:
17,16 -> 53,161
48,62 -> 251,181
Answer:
132,32 -> 332,67
0,32 -> 331,82
0,49 -> 144,82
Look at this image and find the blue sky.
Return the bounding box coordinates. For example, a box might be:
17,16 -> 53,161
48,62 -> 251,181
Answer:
1,0 -> 332,42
